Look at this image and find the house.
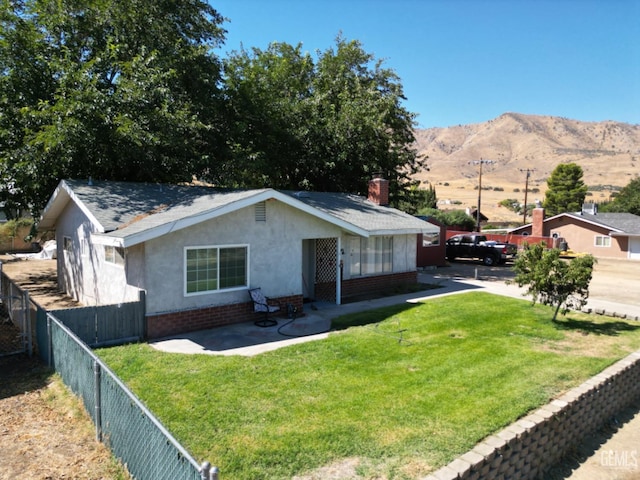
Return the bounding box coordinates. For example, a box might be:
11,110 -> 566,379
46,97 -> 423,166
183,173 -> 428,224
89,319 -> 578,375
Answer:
38,177 -> 440,338
509,205 -> 640,260
466,207 -> 489,230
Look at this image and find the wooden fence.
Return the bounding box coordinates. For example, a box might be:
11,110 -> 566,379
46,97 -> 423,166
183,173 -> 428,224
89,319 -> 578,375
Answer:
53,291 -> 146,348
445,230 -> 558,249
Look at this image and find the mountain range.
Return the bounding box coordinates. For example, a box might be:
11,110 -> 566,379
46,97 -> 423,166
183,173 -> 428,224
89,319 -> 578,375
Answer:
412,113 -> 640,223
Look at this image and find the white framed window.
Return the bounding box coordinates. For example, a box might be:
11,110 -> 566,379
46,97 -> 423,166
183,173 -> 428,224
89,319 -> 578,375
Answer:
349,236 -> 393,277
422,232 -> 440,247
594,235 -> 611,247
185,245 -> 248,295
105,245 -> 125,266
63,236 -> 73,254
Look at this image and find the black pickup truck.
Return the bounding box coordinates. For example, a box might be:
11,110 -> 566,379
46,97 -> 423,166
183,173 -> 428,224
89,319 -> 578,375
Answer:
446,234 -> 518,266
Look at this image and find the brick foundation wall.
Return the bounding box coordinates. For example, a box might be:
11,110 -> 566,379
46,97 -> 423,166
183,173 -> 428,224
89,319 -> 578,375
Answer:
424,349 -> 640,480
341,271 -> 417,300
146,294 -> 303,339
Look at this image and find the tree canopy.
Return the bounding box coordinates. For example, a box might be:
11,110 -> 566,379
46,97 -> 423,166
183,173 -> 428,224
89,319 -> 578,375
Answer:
542,163 -> 588,216
600,176 -> 640,216
0,0 -> 227,216
222,37 -> 423,201
1,4 -> 424,217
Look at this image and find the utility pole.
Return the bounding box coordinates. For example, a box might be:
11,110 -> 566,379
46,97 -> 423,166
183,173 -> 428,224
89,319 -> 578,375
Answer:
470,159 -> 495,232
519,168 -> 535,225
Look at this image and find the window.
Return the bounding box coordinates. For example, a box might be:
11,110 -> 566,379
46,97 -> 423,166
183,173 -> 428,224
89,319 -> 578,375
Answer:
349,237 -> 361,276
185,245 -> 248,295
594,235 -> 611,247
349,236 -> 392,276
105,245 -> 125,266
63,236 -> 73,254
422,232 -> 440,247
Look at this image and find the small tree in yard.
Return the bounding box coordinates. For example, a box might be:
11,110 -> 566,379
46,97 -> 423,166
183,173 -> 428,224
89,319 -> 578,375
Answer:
512,243 -> 596,321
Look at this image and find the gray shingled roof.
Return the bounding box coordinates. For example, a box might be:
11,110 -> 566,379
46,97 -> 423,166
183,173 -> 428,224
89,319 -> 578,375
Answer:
44,180 -> 437,245
280,190 -> 433,233
568,212 -> 640,235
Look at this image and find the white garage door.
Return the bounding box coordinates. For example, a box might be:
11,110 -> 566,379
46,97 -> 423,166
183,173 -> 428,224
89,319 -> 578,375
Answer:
630,237 -> 640,260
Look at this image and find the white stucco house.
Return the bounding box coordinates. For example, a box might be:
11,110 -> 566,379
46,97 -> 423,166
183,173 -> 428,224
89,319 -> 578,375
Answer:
38,177 -> 439,338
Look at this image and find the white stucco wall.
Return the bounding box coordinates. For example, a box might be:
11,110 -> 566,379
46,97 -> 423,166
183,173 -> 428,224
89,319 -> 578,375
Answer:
56,202 -> 143,306
144,199 -> 343,315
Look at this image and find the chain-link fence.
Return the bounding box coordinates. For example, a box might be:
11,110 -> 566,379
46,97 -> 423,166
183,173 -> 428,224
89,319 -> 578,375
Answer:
0,264 -> 33,357
48,312 -> 219,480
2,263 -> 219,479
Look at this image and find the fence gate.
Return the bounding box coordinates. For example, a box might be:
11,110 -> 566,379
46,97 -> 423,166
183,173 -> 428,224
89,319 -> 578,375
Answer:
314,237 -> 338,303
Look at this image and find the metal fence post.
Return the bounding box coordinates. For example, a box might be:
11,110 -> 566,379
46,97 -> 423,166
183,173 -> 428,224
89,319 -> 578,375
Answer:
94,360 -> 102,442
47,314 -> 53,367
23,290 -> 33,356
210,466 -> 219,480
200,462 -> 210,480
200,462 -> 219,480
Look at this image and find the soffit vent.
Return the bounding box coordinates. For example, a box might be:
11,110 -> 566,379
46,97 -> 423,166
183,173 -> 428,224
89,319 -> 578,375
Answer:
255,202 -> 266,222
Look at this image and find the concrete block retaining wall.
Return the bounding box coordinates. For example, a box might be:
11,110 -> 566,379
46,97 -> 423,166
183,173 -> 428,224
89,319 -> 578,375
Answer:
423,349 -> 640,480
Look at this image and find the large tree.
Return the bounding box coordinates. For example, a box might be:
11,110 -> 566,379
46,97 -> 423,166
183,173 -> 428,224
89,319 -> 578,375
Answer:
222,36 -> 425,202
543,163 -> 588,216
600,176 -> 640,216
0,0 -> 227,216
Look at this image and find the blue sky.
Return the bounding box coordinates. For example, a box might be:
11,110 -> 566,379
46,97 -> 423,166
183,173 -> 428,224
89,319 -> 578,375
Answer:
211,0 -> 639,129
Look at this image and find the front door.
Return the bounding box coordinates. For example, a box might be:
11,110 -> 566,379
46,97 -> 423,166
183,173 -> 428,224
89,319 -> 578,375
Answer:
314,237 -> 338,303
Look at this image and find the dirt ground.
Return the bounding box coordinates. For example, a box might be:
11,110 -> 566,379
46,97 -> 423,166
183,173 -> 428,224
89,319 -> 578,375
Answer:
0,356 -> 130,480
0,256 -> 80,310
0,255 -> 638,479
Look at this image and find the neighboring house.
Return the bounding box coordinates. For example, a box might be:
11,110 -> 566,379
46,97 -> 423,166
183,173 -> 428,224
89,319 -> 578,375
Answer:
38,177 -> 440,338
466,207 -> 488,230
509,205 -> 640,260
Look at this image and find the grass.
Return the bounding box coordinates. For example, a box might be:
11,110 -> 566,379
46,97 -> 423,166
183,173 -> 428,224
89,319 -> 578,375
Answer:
97,292 -> 640,480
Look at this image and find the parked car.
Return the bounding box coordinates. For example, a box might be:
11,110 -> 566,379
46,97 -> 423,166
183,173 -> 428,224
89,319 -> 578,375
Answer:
446,234 -> 517,266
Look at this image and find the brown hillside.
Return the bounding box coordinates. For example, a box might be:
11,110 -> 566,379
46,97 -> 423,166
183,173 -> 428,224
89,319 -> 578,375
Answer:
412,113 -> 640,224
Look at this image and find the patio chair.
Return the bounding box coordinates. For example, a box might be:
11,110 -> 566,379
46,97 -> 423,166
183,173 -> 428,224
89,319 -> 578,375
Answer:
248,288 -> 281,327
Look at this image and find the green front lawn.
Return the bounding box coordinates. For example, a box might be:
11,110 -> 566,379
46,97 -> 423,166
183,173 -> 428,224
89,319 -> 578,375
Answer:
98,292 -> 640,480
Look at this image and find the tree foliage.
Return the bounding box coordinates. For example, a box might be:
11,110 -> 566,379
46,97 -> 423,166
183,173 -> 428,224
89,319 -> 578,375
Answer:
511,243 -> 596,321
418,208 -> 476,230
600,176 -> 640,216
396,183 -> 437,215
2,5 -> 425,217
543,163 -> 588,216
222,36 -> 424,202
0,0 -> 227,215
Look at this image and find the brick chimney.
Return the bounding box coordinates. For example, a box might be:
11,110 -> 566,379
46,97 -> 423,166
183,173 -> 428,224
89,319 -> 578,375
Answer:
532,207 -> 545,237
368,175 -> 389,206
